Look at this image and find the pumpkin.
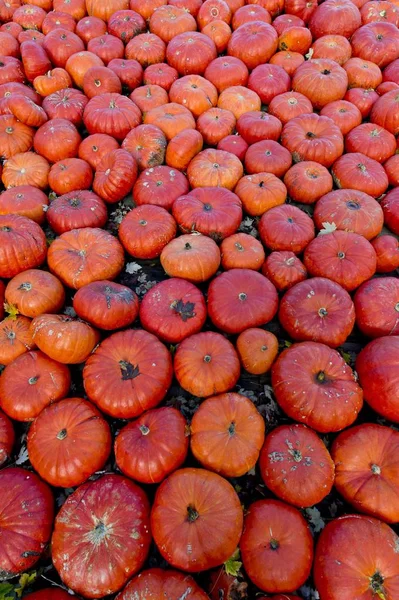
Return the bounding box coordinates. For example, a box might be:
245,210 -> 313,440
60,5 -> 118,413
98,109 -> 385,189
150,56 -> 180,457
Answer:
2,151 -> 50,189
221,233 -> 265,271
258,204 -> 315,254
83,93 -> 141,141
0,114 -> 34,159
0,350 -> 70,422
278,25 -> 312,54
217,134 -> 248,160
122,124 -> 167,170
247,64 -> 291,105
385,154 -> 399,187
0,0 -> 21,23
144,102 -> 196,141
201,20 -> 232,54
236,328 -> 278,374
83,65 -> 122,98
345,122 -> 396,163
351,22 -> 399,68
372,234 -> 399,273
314,515 -> 399,599
78,132 -> 119,170
262,251 -> 307,292
18,29 -> 45,44
108,58 -> 143,92
34,118 -> 81,163
160,234 -> 221,283
240,499 -> 313,593
149,5 -> 196,43
370,88 -> 399,135
0,215 -> 46,279
130,83 -> 169,113
0,409 -> 13,466
292,58 -> 349,109
344,57 -> 382,89
232,4 -> 272,28
46,190 -> 108,234
313,189 -> 384,240
190,392 -> 265,477
48,158 -> 93,196
187,148 -> 243,190
83,329 -> 173,419
43,28 -> 85,68
260,424 -> 335,507
5,270 -> 65,318
279,277 -> 356,348
0,468 -> 53,580
204,56 -> 249,93
269,50 -> 305,76
0,185 -> 48,224
283,161 -> 332,204
52,475 -> 151,598
73,281 -> 138,331
381,188 -> 399,235
47,228 -> 125,289
65,51 -> 104,88
93,148 -> 138,203
174,331 -> 240,397
88,34 -> 125,64
53,0 -> 86,20
139,277 -> 207,344
244,139 -> 292,178
310,34 -> 352,65
85,0 -> 129,21
169,0 -> 203,15
217,85 -> 261,119
118,204 -> 177,259
108,9 -> 146,43
166,31 -> 217,75
115,407 -> 189,483
20,40 -> 51,82
169,76 -> 218,119
196,108 -> 236,145
207,268 -> 279,334
144,62 -> 178,91
281,113 -> 344,167
42,11 -> 77,35
8,95 -> 48,128
117,569 -> 209,600
27,397 -> 112,488
236,110 -> 283,145
331,152 -> 389,197
151,468 -> 243,572
227,21 -> 278,69
33,68 -> 73,97
197,0 -> 232,28
133,165 -> 189,210
0,314 -> 35,365
129,0 -> 167,19
165,128 -> 203,171
125,33 -> 166,68
356,336 -> 399,422
0,56 -> 24,86
320,100 -> 362,135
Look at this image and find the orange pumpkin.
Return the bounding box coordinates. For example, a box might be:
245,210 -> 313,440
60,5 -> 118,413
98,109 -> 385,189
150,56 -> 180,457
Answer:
165,129 -> 203,171
320,100 -> 362,135
244,140 -> 292,178
144,102 -> 195,140
85,0 -> 129,21
161,233 -> 221,282
149,5 -> 196,43
93,148 -> 138,203
122,124 -> 167,171
227,21 -> 278,69
187,148 -> 243,189
166,31 -> 217,76
220,233 -> 265,270
126,33 -> 166,68
217,85 -> 261,118
48,158 -> 93,196
197,108 -> 236,145
283,161 -> 333,204
0,186 -> 48,224
235,172 -> 287,216
73,281 -> 139,331
262,251 -> 307,292
33,68 -> 73,97
204,56 -> 248,93
130,84 -> 169,113
2,152 -> 50,189
65,50 -> 104,88
119,205 -> 177,259
311,34 -> 352,65
169,75 -> 218,118
0,315 -> 35,366
236,328 -> 279,374
0,215 -> 47,278
5,270 -> 65,318
0,114 -> 33,159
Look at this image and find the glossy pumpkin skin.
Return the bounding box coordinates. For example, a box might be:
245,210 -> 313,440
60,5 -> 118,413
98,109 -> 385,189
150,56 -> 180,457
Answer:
34,118 -> 81,163
174,331 -> 240,398
262,251 -> 307,292
227,21 -> 278,70
207,269 -> 279,334
240,499 -> 313,594
27,397 -> 112,488
48,158 -> 93,196
161,234 -> 221,283
345,122 -> 396,164
83,330 -> 173,419
372,234 -> 399,273
354,277 -> 399,338
94,148 -> 138,204
204,56 -> 249,93
220,233 -> 265,271
79,133 -> 120,169
5,270 -> 65,318
272,341 -> 363,432
119,205 -> 177,260
0,409 -> 14,466
320,99 -> 362,135
309,0 -> 361,39
139,278 -> 207,344
2,151 -> 50,191
73,281 -> 139,331
52,474 -> 151,598
115,407 -> 189,484
47,228 -> 125,290
0,468 -> 54,580
260,424 -> 335,507
190,392 -> 265,478
258,204 -> 315,254
0,215 -> 47,279
314,515 -> 399,599
116,568 -> 209,600
42,88 -> 88,126
279,277 -> 356,348
0,351 -> 70,422
332,423 -> 399,523
46,190 -> 108,235
151,468 -> 243,572
356,336 -> 399,422
166,31 -> 217,76
187,148 -> 244,191
236,328 -> 278,374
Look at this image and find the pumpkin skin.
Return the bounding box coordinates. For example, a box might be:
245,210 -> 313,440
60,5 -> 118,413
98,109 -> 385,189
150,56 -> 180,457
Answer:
149,5 -> 196,43
187,148 -> 243,190
303,230 -> 377,292
0,215 -> 46,279
217,85 -> 261,119
0,115 -> 34,160
27,397 -> 112,488
65,51 -> 105,89
118,205 -> 177,260
116,569 -> 209,600
139,278 -> 206,344
381,188 -> 399,236
320,100 -> 362,135
370,88 -> 399,136
0,315 -> 35,366
356,336 -> 399,422
372,234 -> 399,273
20,40 -> 51,82
170,75 -> 218,119
30,314 -> 100,365
48,158 -> 93,196
0,185 -> 48,224
144,103 -> 196,141
244,140 -> 292,178
279,277 -> 356,348
345,87 -> 379,118
344,57 -> 382,89
5,270 -> 65,318
2,151 -> 50,190
78,133 -> 119,170
314,515 -> 399,600
310,34 -> 352,66
201,20 -> 232,54
385,154 -> 399,187
86,0 -> 129,21
131,83 -> 169,112
240,499 -> 313,594
33,68 -> 73,98
270,51 -> 305,76
172,187 -> 242,241
166,129 -> 203,171
332,152 -> 389,197
351,22 -> 399,69
345,123 -> 396,164
8,95 -> 48,129
122,124 -> 167,171
204,56 -> 249,93
126,33 -> 166,68
292,58 -> 348,109
144,63 -> 178,91
247,64 -> 291,106
260,424 -> 335,508
108,58 -> 143,92
227,21 -> 278,70
236,328 -> 278,374
272,341 -> 363,433
46,190 -> 108,235
87,34 -> 125,65
151,468 -> 243,572
83,93 -> 141,141
217,134 -> 248,161
232,4 -> 271,28
0,409 -> 14,466
190,392 -> 265,477
196,108 -> 236,146
161,234 -> 221,283
166,31 -> 217,76
236,110 -> 283,145
283,161 -> 333,204
309,0 -> 361,39
221,233 -> 265,271
115,407 -> 189,484
0,351 -> 70,422
83,330 -> 173,419
43,28 -> 85,68
34,118 -> 81,163
93,148 -> 138,204
262,251 -> 307,292
354,277 -> 399,338
108,10 -> 146,43
258,204 -> 315,254
73,281 -> 139,331
207,269 -> 279,334
313,189 -> 384,241
174,331 -> 240,398
52,474 -> 151,598
47,227 -> 125,290
83,65 -> 122,99
332,423 -> 399,524
0,467 -> 54,580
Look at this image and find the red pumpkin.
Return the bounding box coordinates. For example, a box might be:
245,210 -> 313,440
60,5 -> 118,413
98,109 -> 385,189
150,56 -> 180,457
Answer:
0,409 -> 13,465
310,34 -> 352,65
292,58 -> 348,109
236,110 -> 283,145
345,123 -> 396,163
83,65 -> 122,98
351,22 -> 399,68
52,475 -> 151,598
190,392 -> 265,477
0,314 -> 35,365
232,4 -> 272,28
144,62 -> 178,91
320,100 -> 362,135
166,31 -> 217,76
78,132 -> 119,170
5,269 -> 65,318
108,58 -> 143,92
131,83 -> 169,113
122,124 -> 167,170
117,569 -> 209,600
217,133 -> 248,160
201,20 -> 232,54
75,16 -> 107,43
236,328 -> 278,374
248,63 -> 291,105
73,281 -> 138,331
48,158 -> 93,196
20,40 -> 51,82
262,251 -> 307,291
269,50 -> 305,76
196,108 -> 236,145
161,234 -> 221,283
108,9 -> 146,43
43,28 -> 84,68
221,233 -> 265,270
0,215 -> 46,279
139,278 -> 207,344
47,190 -> 107,235
370,88 -> 399,136
149,5 -> 196,43
174,331 -> 240,397
115,407 -> 188,483
332,151 -> 389,197
151,468 -> 243,572
83,330 -> 173,419
258,204 -> 315,254
283,161 -> 333,204
83,93 -> 141,141
0,56 -> 24,85
244,139 -> 292,177
166,128 -> 203,171
227,21 -> 278,70
133,165 -> 189,210
0,185 -> 48,224
204,56 -> 249,93
24,591 -> 76,600
119,204 -> 176,259
274,14 -> 305,33
93,148 -> 138,204
279,277 -> 356,347
372,234 -> 399,273
0,350 -> 70,422
7,95 -> 47,128
88,34 -> 124,64
314,515 -> 399,599
344,57 -> 382,89
34,118 -> 81,163
53,0 -> 86,20
28,397 -> 112,488
381,188 -> 399,236
126,33 -> 166,68
356,336 -> 399,422
240,499 -> 313,593
187,148 -> 243,190
260,424 -> 335,507
385,154 -> 399,187
42,11 -> 77,35
0,468 -> 53,579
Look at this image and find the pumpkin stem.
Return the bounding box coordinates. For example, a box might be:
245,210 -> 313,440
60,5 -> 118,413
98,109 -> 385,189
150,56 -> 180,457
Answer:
28,376 -> 38,385
119,360 -> 140,381
306,131 -> 316,138
238,292 -> 247,301
184,242 -> 192,250
289,448 -> 303,462
370,572 -> 386,599
337,251 -> 345,259
270,539 -> 280,550
228,421 -> 236,436
371,463 -> 381,475
203,203 -> 212,211
318,307 -> 328,318
346,201 -> 360,210
57,429 -> 67,441
203,354 -> 212,363
187,505 -> 199,523
395,303 -> 399,313
139,424 -> 150,436
316,370 -> 327,383
235,242 -> 244,251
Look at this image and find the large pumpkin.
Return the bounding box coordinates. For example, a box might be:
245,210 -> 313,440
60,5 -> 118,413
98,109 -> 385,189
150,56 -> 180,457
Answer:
292,58 -> 348,109
83,93 -> 141,141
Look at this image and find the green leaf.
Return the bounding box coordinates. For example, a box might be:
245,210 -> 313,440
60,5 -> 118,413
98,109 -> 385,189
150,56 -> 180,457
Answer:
0,582 -> 15,600
16,572 -> 37,597
340,350 -> 352,365
224,549 -> 242,577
